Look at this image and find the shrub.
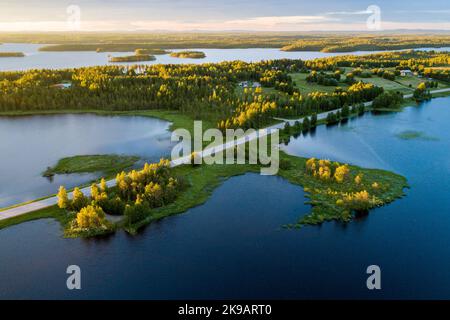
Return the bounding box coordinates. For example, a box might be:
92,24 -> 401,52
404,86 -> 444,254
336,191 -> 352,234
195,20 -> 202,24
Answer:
76,204 -> 107,229
279,159 -> 292,170
125,202 -> 151,225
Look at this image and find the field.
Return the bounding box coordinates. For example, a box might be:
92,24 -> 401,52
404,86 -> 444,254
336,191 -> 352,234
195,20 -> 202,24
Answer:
354,76 -> 413,94
290,72 -> 349,94
42,154 -> 140,177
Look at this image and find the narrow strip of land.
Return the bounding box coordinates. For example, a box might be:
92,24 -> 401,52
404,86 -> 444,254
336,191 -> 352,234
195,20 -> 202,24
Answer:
1,88 -> 449,221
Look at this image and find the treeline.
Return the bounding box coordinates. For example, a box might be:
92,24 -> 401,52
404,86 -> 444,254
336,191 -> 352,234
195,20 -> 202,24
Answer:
304,50 -> 450,72
281,35 -> 450,52
0,58 -> 384,130
58,159 -> 187,236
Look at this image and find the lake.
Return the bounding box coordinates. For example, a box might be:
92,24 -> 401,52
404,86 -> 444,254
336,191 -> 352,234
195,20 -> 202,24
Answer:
0,97 -> 449,299
0,114 -> 173,208
2,43 -> 448,71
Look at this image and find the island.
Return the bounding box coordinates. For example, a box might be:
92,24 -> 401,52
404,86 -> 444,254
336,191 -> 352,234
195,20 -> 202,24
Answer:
1,48 -> 449,238
0,52 -> 24,57
170,51 -> 206,59
109,54 -> 156,62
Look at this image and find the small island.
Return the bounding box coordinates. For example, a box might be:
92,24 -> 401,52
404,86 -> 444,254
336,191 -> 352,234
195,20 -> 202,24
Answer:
134,48 -> 168,55
170,51 -> 206,59
0,52 -> 25,57
109,54 -> 156,63
41,150 -> 408,238
43,154 -> 139,177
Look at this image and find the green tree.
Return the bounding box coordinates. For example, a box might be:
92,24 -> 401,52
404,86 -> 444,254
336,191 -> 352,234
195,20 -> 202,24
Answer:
57,186 -> 69,209
72,187 -> 88,211
302,117 -> 311,131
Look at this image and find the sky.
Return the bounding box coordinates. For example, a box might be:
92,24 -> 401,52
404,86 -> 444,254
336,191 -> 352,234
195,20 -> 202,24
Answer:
0,0 -> 449,32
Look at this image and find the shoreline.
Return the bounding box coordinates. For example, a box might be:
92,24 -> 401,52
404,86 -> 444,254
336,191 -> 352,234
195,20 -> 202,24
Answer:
1,88 -> 448,215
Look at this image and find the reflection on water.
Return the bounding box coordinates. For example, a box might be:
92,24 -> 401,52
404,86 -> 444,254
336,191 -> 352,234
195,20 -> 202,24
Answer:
0,97 -> 449,299
0,114 -> 173,207
3,43 -> 449,71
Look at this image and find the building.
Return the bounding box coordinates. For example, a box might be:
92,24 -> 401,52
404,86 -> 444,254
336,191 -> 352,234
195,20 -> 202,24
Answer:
51,82 -> 72,89
238,81 -> 261,88
400,70 -> 413,77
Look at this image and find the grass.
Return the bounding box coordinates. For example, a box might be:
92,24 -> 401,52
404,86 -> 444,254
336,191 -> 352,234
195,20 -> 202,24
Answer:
0,149 -> 407,237
42,154 -> 140,177
395,130 -> 439,141
290,72 -> 349,94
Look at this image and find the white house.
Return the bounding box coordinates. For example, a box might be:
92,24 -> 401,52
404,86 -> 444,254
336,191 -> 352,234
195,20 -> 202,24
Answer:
238,81 -> 261,88
400,70 -> 413,77
51,82 -> 72,89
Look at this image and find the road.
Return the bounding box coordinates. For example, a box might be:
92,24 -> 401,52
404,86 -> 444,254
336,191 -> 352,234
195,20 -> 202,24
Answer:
1,88 -> 450,221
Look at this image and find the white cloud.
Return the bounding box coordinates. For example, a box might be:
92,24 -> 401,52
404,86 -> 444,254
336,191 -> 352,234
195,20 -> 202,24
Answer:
0,17 -> 449,32
132,15 -> 338,31
325,10 -> 372,16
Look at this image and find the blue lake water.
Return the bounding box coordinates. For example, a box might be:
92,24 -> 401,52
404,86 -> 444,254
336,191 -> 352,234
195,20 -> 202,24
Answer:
0,114 -> 173,207
0,97 -> 449,299
1,43 -> 448,71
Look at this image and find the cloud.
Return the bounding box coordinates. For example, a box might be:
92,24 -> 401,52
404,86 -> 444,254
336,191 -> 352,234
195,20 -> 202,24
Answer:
132,15 -> 339,31
325,10 -> 372,16
1,16 -> 449,32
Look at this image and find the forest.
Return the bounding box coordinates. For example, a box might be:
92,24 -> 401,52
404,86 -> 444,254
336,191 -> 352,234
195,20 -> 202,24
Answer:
0,58 -> 385,131
281,35 -> 450,52
1,32 -> 449,52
